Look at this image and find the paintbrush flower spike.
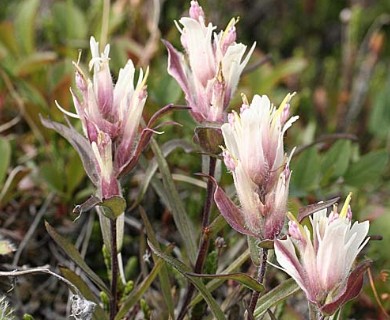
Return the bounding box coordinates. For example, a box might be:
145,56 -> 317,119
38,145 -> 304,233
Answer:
274,194 -> 370,315
45,36 -> 150,199
164,0 -> 255,123
214,93 -> 298,240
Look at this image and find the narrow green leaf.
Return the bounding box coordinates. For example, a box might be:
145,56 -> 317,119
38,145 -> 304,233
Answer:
344,150 -> 389,187
254,279 -> 300,318
139,207 -> 175,319
15,0 -> 39,54
15,52 -> 57,76
59,267 -> 107,320
0,137 -> 11,186
0,166 -> 30,207
186,272 -> 264,292
150,138 -> 197,263
131,139 -> 194,210
148,240 -> 226,320
0,22 -> 18,56
369,74 -> 390,139
191,249 -> 250,307
115,257 -> 165,320
45,221 -> 110,296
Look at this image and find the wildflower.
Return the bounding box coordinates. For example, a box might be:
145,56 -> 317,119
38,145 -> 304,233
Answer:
214,93 -> 298,240
164,0 -> 255,123
274,194 -> 371,315
42,37 -> 161,201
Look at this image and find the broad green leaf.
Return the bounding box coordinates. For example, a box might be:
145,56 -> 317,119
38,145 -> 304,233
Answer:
0,166 -> 30,207
0,137 -> 11,185
52,2 -> 88,42
148,240 -> 226,320
321,140 -> 352,183
45,221 -> 110,296
248,57 -> 307,94
344,150 -> 389,187
254,279 -> 300,318
59,267 -> 107,320
100,196 -> 126,220
290,146 -> 321,195
115,257 -> 165,320
186,272 -> 264,292
15,0 -> 39,55
40,162 -> 65,194
369,76 -> 390,139
139,207 -> 175,319
150,138 -> 197,263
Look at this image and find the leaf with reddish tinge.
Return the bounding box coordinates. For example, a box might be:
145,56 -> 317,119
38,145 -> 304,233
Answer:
298,197 -> 340,222
210,175 -> 257,237
321,260 -> 372,315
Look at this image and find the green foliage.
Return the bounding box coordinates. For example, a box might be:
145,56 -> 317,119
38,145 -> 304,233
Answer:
291,146 -> 321,196
45,221 -> 110,295
344,150 -> 389,188
0,137 -> 11,185
254,279 -> 300,318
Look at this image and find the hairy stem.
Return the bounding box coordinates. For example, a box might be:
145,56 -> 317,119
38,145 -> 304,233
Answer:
177,156 -> 217,320
110,219 -> 118,320
248,248 -> 269,316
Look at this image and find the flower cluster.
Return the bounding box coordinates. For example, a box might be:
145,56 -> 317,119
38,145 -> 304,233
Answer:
274,194 -> 370,315
164,0 -> 255,124
43,37 -> 156,201
214,93 -> 298,240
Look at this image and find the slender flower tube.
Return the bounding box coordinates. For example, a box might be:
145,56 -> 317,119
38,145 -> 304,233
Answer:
214,93 -> 298,240
164,0 -> 255,123
274,194 -> 371,315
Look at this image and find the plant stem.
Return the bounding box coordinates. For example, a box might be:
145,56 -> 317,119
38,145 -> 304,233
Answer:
177,155 -> 217,320
308,301 -> 318,320
248,248 -> 268,316
110,219 -> 118,320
